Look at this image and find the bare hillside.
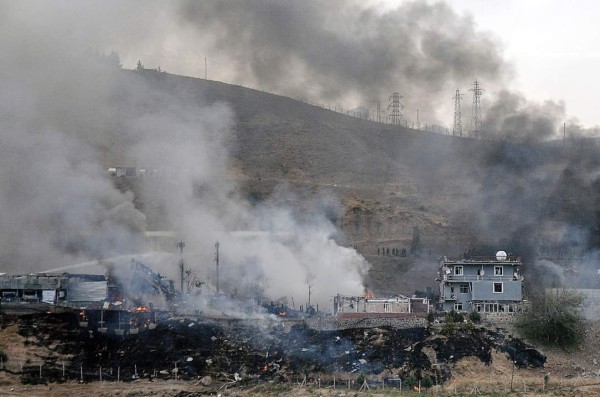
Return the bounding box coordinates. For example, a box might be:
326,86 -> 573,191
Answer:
103,71 -> 599,295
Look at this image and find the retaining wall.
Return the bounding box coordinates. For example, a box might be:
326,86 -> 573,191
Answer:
306,315 -> 427,331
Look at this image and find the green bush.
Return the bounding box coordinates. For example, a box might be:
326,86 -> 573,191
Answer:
0,348 -> 7,363
356,373 -> 367,386
445,309 -> 464,323
427,311 -> 435,325
441,320 -> 456,334
462,320 -> 475,332
516,288 -> 585,348
404,373 -> 418,388
421,375 -> 433,389
468,310 -> 481,323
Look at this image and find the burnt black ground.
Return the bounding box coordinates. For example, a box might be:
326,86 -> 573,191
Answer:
0,313 -> 545,385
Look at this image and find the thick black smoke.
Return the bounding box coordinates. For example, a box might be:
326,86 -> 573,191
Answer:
178,0 -> 507,117
174,0 -> 588,140
482,91 -> 566,142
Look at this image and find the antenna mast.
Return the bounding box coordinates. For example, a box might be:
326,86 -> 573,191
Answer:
469,80 -> 484,138
214,241 -> 220,295
452,89 -> 463,136
176,241 -> 186,293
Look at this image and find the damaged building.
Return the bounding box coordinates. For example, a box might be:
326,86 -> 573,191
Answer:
437,250 -> 524,313
0,273 -> 107,308
0,259 -> 176,313
333,294 -> 430,319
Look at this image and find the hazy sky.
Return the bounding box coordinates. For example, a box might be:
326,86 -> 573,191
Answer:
429,0 -> 600,127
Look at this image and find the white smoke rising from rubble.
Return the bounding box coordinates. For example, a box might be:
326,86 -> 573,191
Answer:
0,1 -> 369,309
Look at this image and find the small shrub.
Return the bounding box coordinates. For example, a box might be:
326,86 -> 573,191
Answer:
0,348 -> 7,364
462,320 -> 475,332
421,375 -> 433,389
441,320 -> 456,334
356,373 -> 367,386
469,310 -> 481,323
404,374 -> 418,388
445,309 -> 464,323
427,311 -> 435,325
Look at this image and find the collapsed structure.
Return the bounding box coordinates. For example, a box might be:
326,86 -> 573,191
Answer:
0,259 -> 176,311
0,273 -> 107,307
437,250 -> 524,313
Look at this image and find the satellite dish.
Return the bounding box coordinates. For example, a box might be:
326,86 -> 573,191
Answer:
496,250 -> 508,261
478,269 -> 485,276
445,269 -> 451,274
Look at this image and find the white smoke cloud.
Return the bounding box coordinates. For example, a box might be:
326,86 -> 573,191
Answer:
0,1 -> 370,309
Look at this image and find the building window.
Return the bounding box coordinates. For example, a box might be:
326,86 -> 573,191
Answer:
454,266 -> 463,276
384,303 -> 391,312
493,282 -> 503,293
460,285 -> 469,294
454,302 -> 463,311
494,266 -> 503,276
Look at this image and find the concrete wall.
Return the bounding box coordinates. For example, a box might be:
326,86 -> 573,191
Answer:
472,280 -> 522,301
306,315 -> 427,331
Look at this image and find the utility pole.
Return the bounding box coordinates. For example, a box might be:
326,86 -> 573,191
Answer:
204,57 -> 207,80
452,89 -> 463,136
469,80 -> 484,139
387,92 -> 404,125
177,241 -> 186,293
308,284 -> 312,308
214,241 -> 220,295
375,100 -> 381,123
416,109 -> 420,130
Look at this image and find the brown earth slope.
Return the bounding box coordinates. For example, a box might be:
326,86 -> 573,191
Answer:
103,71 -> 588,296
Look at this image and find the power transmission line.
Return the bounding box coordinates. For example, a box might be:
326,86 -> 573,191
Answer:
452,89 -> 463,136
469,80 -> 484,139
387,92 -> 404,125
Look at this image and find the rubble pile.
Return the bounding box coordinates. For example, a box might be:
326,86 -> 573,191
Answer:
0,313 -> 545,386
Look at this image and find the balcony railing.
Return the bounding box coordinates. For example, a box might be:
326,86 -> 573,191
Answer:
442,274 -> 522,282
443,255 -> 522,263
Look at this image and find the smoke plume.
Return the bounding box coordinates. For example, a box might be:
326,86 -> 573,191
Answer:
176,0 -> 508,119
0,1 -> 369,308
482,91 -> 566,142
